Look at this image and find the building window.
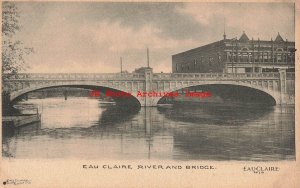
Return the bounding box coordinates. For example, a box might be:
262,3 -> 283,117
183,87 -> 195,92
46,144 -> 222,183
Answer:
263,52 -> 268,62
226,52 -> 230,61
241,48 -> 249,62
254,52 -> 259,62
218,53 -> 222,62
287,53 -> 292,63
276,49 -> 283,63
233,53 -> 237,62
241,52 -> 248,62
245,67 -> 252,72
256,52 -> 262,62
248,52 -> 253,62
201,56 -> 204,63
277,53 -> 282,62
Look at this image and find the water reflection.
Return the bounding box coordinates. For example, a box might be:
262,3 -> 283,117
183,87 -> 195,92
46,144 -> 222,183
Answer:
157,104 -> 274,126
2,97 -> 295,161
97,104 -> 140,126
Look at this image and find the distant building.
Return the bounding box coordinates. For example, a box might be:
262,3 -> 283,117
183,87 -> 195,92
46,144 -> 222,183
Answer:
121,70 -> 129,74
172,32 -> 295,73
133,67 -> 153,73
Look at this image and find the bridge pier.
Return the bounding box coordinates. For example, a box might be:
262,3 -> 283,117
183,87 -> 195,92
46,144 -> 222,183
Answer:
279,68 -> 287,105
140,68 -> 156,107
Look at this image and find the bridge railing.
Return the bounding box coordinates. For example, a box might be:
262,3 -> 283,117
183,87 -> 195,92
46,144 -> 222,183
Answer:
152,72 -> 280,79
4,73 -> 146,80
4,72 -> 282,81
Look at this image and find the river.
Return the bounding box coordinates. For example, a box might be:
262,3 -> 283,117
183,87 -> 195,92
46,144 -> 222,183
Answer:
2,97 -> 295,161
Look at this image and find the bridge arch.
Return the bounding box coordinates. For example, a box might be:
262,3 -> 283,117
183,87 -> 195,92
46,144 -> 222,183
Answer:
9,82 -> 142,107
154,82 -> 279,106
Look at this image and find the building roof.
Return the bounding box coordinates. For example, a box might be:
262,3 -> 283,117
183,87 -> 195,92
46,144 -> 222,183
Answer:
275,32 -> 284,42
239,31 -> 249,42
172,31 -> 294,57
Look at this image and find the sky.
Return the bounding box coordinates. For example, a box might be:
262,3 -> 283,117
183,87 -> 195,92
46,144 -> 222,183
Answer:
13,2 -> 295,73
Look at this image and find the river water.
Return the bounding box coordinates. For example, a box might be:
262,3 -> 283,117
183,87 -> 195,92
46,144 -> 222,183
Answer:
2,97 -> 295,161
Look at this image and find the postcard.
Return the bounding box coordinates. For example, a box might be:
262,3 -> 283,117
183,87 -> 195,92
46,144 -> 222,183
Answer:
1,1 -> 299,187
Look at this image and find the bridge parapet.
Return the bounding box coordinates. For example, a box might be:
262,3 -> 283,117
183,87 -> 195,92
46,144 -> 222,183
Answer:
4,73 -> 145,81
152,72 -> 280,80
4,72 -> 282,81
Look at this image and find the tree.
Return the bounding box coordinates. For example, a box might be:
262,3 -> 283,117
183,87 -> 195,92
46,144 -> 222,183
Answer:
2,2 -> 33,115
2,2 -> 33,80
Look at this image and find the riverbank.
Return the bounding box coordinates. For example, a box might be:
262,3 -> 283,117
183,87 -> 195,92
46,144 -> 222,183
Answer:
2,114 -> 41,128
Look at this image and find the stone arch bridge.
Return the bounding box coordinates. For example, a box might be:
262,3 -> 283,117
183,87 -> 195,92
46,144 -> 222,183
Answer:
3,69 -> 294,106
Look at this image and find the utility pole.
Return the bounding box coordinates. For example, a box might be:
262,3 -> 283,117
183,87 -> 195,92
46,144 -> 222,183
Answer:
120,57 -> 122,73
223,17 -> 226,40
147,48 -> 150,68
252,38 -> 254,73
231,38 -> 234,75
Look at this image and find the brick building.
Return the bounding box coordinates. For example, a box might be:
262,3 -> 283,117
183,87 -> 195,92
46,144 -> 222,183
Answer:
172,32 -> 295,73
